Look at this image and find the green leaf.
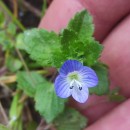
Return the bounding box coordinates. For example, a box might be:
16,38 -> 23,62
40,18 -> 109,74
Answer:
7,23 -> 16,36
35,82 -> 67,123
54,29 -> 85,67
16,33 -> 25,50
68,10 -> 94,41
89,63 -> 109,95
6,56 -> 22,72
83,39 -> 103,66
0,30 -> 13,50
17,71 -> 66,123
17,71 -> 44,97
59,29 -> 103,67
23,28 -> 61,67
59,9 -> 103,67
54,108 -> 87,130
0,124 -> 9,130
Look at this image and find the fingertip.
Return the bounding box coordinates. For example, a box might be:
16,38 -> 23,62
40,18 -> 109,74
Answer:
39,0 -> 84,32
86,99 -> 130,130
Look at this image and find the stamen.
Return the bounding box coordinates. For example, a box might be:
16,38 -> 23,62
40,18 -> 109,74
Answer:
79,87 -> 82,90
70,86 -> 74,89
69,79 -> 82,90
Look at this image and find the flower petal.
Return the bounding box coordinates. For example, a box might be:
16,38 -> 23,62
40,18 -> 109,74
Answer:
54,75 -> 71,98
60,60 -> 83,76
72,86 -> 89,103
79,66 -> 98,88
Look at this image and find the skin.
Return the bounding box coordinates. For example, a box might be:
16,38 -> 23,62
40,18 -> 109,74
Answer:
39,0 -> 130,129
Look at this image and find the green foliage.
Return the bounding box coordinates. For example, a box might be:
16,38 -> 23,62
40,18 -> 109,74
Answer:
54,108 -> 87,130
0,9 -> 111,130
83,39 -> 103,66
0,124 -> 9,130
89,63 -> 109,95
16,71 -> 66,123
17,71 -> 44,97
0,22 -> 17,51
23,10 -> 103,68
16,33 -> 25,50
0,30 -> 13,50
23,29 -> 61,67
7,23 -> 17,36
68,10 -> 94,41
60,29 -> 103,66
9,92 -> 23,130
35,82 -> 67,123
6,56 -> 22,72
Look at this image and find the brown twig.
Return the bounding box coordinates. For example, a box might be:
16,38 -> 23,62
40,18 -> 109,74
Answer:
15,47 -> 29,72
12,0 -> 18,18
0,75 -> 16,84
21,0 -> 41,17
0,70 -> 48,84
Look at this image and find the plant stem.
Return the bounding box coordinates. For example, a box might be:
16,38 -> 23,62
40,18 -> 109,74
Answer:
21,0 -> 41,17
0,70 -> 47,84
42,0 -> 47,17
9,91 -> 24,130
15,47 -> 29,72
12,0 -> 18,18
0,0 -> 25,31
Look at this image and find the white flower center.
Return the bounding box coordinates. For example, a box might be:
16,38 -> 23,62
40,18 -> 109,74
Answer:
67,71 -> 82,90
69,79 -> 82,90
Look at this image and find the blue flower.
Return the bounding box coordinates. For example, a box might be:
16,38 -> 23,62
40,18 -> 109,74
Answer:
54,60 -> 98,103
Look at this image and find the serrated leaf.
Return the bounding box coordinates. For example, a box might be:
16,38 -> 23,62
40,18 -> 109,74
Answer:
35,82 -> 67,123
84,39 -> 103,66
17,71 -> 44,97
59,9 -> 103,67
68,10 -> 94,41
54,108 -> 87,130
59,29 -> 103,67
58,29 -> 85,65
89,63 -> 109,95
0,124 -> 9,130
23,28 -> 61,67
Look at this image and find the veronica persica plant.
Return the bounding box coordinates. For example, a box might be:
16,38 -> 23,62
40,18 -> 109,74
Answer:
54,60 -> 98,103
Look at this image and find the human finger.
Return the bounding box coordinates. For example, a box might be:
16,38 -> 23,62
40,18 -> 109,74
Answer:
86,99 -> 130,130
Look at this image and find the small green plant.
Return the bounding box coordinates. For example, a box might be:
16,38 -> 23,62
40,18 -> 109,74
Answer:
0,8 -> 125,130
